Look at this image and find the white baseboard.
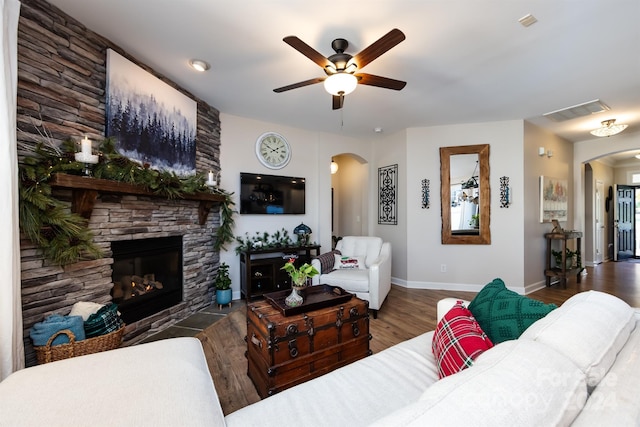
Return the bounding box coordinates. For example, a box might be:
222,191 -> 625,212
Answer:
392,276 -> 534,295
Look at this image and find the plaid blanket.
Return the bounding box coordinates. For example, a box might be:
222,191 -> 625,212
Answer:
85,303 -> 123,338
315,250 -> 341,274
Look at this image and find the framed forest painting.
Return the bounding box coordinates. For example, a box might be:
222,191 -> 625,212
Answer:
106,49 -> 197,175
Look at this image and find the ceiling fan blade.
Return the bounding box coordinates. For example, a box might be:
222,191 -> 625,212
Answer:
355,73 -> 406,90
352,29 -> 405,69
283,36 -> 332,69
274,77 -> 325,93
332,94 -> 344,110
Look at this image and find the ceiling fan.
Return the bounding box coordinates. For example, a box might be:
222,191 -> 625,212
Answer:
274,28 -> 406,110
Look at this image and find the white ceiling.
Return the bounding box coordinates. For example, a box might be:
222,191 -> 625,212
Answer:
46,0 -> 640,146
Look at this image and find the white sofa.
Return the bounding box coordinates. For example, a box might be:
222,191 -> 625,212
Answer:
0,338 -> 226,426
1,290 -> 638,426
311,236 -> 391,317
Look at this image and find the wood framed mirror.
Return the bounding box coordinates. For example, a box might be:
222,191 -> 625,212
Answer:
440,144 -> 491,244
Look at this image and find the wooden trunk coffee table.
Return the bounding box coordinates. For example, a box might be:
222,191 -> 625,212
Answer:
246,285 -> 371,398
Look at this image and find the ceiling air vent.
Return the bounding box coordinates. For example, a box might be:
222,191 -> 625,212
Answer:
518,14 -> 538,27
543,99 -> 610,122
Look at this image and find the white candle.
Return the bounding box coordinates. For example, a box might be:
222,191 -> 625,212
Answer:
81,136 -> 91,155
207,171 -> 217,186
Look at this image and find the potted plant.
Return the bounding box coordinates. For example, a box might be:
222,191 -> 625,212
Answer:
214,262 -> 232,309
551,248 -> 577,270
281,258 -> 319,307
469,214 -> 479,228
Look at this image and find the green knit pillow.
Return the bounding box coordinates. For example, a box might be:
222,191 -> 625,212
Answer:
468,279 -> 557,343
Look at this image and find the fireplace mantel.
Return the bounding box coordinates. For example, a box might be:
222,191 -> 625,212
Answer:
50,173 -> 226,225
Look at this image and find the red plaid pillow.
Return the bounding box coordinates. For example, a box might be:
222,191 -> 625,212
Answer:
432,301 -> 493,379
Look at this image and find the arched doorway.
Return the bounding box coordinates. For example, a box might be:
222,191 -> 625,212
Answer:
583,146 -> 640,266
330,153 -> 369,246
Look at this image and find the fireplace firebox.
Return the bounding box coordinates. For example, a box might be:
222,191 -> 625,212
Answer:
111,236 -> 183,324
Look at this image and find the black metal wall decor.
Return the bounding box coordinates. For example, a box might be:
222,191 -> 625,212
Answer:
499,176 -> 510,208
378,164 -> 398,225
421,178 -> 430,209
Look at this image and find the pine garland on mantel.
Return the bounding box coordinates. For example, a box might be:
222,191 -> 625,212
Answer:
19,136 -> 236,265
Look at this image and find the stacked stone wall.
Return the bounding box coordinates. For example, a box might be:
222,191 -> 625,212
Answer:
18,0 -> 223,366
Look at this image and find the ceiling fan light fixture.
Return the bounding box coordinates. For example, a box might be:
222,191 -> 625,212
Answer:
189,59 -> 210,72
590,119 -> 628,137
324,73 -> 358,96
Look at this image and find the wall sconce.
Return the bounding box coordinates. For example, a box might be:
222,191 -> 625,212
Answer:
421,178 -> 430,209
330,159 -> 339,174
538,147 -> 553,158
499,176 -> 510,208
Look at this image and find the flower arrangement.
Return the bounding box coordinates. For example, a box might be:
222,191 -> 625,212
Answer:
281,258 -> 319,287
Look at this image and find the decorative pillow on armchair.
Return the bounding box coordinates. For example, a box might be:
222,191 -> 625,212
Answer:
333,255 -> 365,270
468,278 -> 557,344
432,301 -> 493,378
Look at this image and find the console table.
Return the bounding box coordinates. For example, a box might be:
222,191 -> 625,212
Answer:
544,231 -> 583,288
239,245 -> 321,300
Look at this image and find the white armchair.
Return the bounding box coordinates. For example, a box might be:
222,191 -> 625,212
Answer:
311,236 -> 391,318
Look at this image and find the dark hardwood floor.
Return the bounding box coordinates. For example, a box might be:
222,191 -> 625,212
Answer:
197,260 -> 640,416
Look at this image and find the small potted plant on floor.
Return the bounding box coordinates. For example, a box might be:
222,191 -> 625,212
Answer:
214,262 -> 232,309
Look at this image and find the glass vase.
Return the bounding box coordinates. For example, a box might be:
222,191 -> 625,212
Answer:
285,286 -> 304,307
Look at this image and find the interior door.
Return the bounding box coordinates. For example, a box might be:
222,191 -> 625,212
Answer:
616,185 -> 635,260
595,181 -> 604,264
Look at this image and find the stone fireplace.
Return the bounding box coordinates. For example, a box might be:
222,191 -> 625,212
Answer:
20,190 -> 221,367
17,0 -> 224,367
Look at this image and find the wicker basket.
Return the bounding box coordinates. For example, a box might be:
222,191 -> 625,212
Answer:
34,326 -> 125,364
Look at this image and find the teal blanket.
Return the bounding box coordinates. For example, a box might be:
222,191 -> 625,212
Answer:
30,314 -> 86,346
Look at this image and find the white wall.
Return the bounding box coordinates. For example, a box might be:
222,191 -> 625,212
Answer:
217,112 -> 601,297
372,129 -> 408,284
522,122 -> 574,291
586,161 -> 614,263
405,121 -> 526,293
219,113 -> 369,298
614,163 -> 640,184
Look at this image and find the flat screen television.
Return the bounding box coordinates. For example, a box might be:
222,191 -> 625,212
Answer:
240,172 -> 305,214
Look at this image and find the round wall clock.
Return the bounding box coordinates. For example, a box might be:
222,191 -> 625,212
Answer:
255,132 -> 291,169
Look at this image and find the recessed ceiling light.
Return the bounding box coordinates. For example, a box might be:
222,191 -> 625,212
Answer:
374,127 -> 383,133
189,59 -> 210,72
